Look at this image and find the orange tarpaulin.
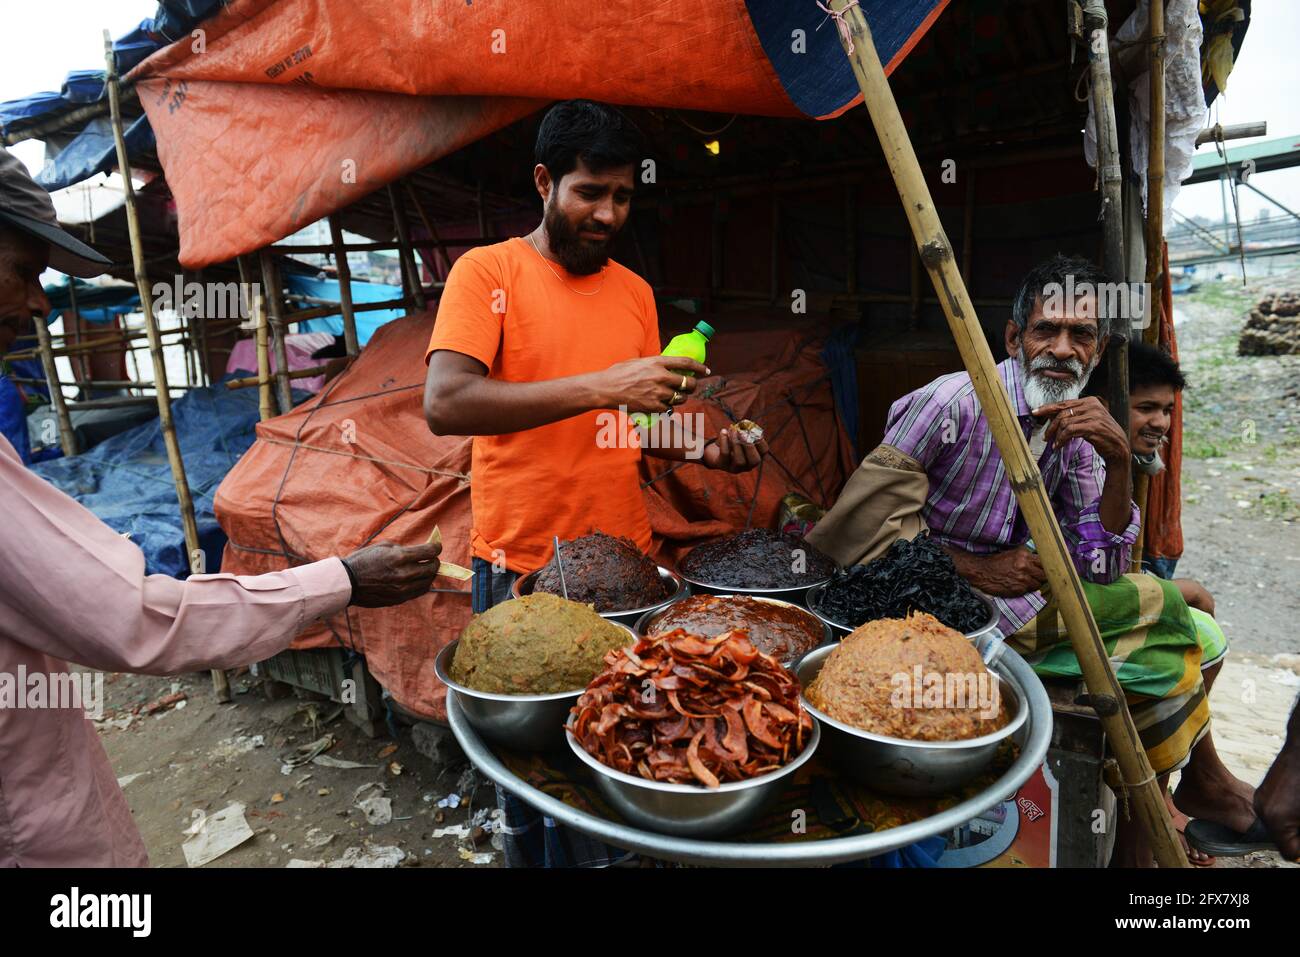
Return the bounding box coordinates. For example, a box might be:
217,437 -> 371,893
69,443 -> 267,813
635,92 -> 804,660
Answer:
215,308 -> 854,721
124,0 -> 950,268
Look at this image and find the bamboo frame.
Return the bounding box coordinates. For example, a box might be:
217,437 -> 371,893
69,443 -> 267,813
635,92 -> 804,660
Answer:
104,30 -> 230,703
1084,0 -> 1129,439
389,183 -> 426,311
259,249 -> 293,413
1133,0 -> 1167,573
328,215 -> 360,357
827,2 -> 1186,866
33,314 -> 79,455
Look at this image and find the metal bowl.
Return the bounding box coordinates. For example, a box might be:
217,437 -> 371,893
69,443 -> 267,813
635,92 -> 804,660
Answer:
433,628 -> 636,752
804,581 -> 999,641
511,565 -> 689,628
673,567 -> 832,608
634,594 -> 833,668
795,643 -> 1028,797
565,716 -> 820,838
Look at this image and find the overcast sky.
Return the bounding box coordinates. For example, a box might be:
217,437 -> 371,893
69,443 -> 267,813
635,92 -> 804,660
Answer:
2,0 -> 1295,223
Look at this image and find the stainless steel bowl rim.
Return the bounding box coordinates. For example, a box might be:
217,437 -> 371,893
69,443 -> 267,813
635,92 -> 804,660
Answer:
433,627 -> 635,703
674,568 -> 832,595
447,642 -> 1053,866
513,565 -> 688,618
804,581 -> 999,639
796,644 -> 1028,751
563,712 -> 820,794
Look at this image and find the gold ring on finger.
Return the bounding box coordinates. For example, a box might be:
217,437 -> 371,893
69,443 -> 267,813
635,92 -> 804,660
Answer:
679,374 -> 689,391
671,390 -> 683,405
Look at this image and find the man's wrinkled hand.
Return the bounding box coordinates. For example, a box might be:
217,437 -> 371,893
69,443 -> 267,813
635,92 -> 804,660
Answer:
342,540 -> 442,608
945,544 -> 1046,597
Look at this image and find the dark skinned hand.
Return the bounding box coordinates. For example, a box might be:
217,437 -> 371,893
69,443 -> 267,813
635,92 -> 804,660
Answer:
702,428 -> 769,473
1033,396 -> 1130,465
943,544 -> 1047,597
342,540 -> 442,608
593,355 -> 709,414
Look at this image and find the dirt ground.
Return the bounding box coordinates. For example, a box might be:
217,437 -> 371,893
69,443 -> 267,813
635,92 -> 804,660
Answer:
97,670 -> 502,868
95,270 -> 1298,869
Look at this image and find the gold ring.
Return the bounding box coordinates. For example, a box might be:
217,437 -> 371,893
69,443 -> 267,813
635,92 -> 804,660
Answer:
670,390 -> 682,406
1069,408 -> 1075,417
679,374 -> 689,391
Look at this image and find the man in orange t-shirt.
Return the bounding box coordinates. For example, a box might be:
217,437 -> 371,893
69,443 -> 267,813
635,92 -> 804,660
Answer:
424,100 -> 766,868
424,99 -> 766,600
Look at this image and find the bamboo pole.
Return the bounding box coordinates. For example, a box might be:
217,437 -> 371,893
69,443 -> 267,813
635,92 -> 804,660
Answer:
826,2 -> 1186,867
33,314 -> 78,455
224,357 -> 349,391
388,183 -> 426,310
1133,0 -> 1167,573
403,180 -> 453,278
259,249 -> 293,413
328,215 -> 360,357
1084,0 -> 1130,440
104,30 -> 230,703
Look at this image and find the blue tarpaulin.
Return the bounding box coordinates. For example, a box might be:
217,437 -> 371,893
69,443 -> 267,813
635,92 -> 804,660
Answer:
43,276 -> 141,324
284,273 -> 405,346
0,2 -> 225,188
28,375 -> 265,576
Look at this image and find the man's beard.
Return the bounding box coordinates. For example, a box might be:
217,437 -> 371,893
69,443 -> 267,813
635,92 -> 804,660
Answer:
1017,346 -> 1097,410
543,199 -> 616,276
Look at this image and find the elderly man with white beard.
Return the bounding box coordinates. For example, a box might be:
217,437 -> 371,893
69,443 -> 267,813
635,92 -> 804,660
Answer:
810,254 -> 1254,866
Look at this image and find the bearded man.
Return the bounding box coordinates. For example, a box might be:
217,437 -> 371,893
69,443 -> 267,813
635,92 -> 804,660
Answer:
810,254 -> 1254,866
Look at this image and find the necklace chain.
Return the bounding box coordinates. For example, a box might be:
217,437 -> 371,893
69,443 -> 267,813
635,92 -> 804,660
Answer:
527,233 -> 606,296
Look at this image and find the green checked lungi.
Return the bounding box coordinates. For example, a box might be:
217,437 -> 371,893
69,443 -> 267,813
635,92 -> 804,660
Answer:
1008,573 -> 1223,775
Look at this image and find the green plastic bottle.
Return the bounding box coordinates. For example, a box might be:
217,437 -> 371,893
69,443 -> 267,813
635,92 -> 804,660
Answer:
631,320 -> 714,428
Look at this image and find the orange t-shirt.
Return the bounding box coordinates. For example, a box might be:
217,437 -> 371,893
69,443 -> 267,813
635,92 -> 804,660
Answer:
425,237 -> 661,573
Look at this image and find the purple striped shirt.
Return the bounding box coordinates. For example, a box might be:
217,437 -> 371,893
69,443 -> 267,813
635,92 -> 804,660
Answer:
883,357 -> 1140,637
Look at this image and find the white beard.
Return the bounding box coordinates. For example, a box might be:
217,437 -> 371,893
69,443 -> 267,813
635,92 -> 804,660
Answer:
1017,347 -> 1097,410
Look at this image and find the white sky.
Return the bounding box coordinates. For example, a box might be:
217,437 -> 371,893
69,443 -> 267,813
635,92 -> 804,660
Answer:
1,0 -> 1296,224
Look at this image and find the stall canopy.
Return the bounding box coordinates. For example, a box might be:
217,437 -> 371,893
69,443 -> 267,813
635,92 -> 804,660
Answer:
124,0 -> 950,268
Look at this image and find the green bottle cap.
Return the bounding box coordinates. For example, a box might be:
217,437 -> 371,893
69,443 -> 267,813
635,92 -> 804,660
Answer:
694,320 -> 715,340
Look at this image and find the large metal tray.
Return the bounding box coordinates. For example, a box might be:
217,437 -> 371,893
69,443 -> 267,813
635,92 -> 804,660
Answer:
448,643 -> 1052,866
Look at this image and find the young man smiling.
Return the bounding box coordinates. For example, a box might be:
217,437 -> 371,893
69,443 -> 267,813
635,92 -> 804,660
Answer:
423,100 -> 767,866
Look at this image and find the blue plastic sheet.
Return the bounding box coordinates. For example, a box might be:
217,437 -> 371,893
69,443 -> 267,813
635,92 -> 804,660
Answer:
284,273 -> 405,346
37,114 -> 156,192
28,376 -> 264,577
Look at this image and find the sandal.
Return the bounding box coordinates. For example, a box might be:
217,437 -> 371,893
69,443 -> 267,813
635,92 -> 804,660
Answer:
1184,818 -> 1277,858
1171,810 -> 1217,867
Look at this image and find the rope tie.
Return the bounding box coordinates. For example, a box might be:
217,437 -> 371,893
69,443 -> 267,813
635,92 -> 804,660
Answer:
816,1 -> 861,55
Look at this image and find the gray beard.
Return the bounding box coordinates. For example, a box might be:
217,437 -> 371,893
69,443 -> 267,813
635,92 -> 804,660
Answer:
1017,347 -> 1096,409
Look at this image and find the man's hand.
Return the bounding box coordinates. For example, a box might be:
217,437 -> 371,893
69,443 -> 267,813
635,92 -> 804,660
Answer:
1034,396 -> 1130,466
943,544 -> 1047,597
590,355 -> 710,414
341,541 -> 442,608
701,427 -> 768,473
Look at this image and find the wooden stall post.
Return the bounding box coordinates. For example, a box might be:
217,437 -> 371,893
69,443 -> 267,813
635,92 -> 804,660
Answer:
1133,0 -> 1167,571
34,313 -> 78,455
825,2 -> 1186,866
1084,0 -> 1130,441
104,30 -> 230,702
259,249 -> 293,413
388,183 -> 426,310
328,215 -> 360,357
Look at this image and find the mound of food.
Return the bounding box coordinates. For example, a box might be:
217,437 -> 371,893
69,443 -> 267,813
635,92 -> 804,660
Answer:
448,593 -> 633,695
533,531 -> 668,612
813,534 -> 989,633
569,629 -> 813,787
679,528 -> 836,589
648,595 -> 824,664
804,613 -> 1010,741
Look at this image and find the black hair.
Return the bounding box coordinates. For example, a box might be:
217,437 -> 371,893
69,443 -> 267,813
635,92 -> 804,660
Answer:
1011,253 -> 1113,339
1129,340 -> 1186,392
534,99 -> 644,183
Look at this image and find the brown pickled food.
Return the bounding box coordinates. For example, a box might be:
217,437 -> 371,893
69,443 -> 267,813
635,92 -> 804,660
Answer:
649,594 -> 824,664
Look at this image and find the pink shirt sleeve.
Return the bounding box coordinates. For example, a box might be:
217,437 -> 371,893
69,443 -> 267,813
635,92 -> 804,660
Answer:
0,435 -> 351,674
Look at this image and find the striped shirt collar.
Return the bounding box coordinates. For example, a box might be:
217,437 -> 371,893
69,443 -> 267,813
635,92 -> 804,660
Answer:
1000,356 -> 1034,421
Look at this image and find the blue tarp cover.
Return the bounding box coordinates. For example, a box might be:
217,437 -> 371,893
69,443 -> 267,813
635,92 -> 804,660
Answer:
285,273 -> 405,346
28,375 -> 263,577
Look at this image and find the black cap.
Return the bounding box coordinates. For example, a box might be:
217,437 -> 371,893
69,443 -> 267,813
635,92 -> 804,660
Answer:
0,146 -> 112,277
